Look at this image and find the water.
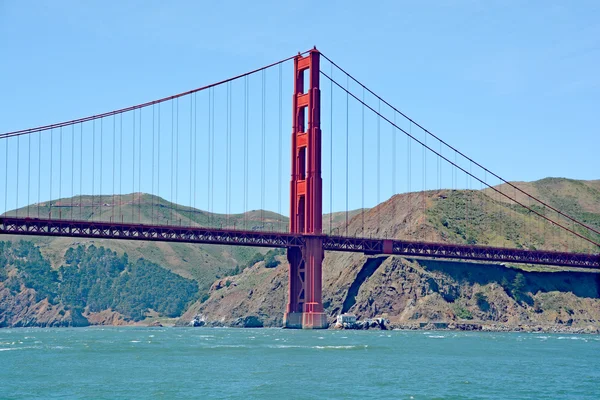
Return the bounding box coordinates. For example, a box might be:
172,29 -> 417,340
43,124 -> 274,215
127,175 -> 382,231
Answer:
1,328 -> 599,399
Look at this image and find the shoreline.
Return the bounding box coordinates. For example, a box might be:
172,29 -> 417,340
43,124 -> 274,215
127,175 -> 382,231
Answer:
2,323 -> 599,335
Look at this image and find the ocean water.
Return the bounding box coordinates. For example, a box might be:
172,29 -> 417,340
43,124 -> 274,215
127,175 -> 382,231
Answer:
0,328 -> 599,399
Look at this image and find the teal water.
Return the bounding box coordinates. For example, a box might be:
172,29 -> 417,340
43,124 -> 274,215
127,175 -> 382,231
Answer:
1,328 -> 599,399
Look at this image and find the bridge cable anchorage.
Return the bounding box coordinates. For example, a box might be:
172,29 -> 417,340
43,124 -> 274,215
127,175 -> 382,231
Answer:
319,69 -> 600,249
319,52 -> 600,240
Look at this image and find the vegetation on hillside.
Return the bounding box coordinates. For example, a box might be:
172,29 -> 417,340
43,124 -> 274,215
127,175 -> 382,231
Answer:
0,241 -> 198,321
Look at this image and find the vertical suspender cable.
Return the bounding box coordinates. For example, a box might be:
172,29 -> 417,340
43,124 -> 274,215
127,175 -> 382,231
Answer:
243,78 -> 248,229
228,83 -> 232,226
139,109 -> 142,223
50,128 -> 54,218
99,119 -> 102,221
27,124 -> 31,217
152,105 -> 155,224
423,126 -> 426,233
91,121 -> 95,220
80,123 -> 83,219
4,138 -> 7,217
261,70 -> 266,226
467,162 -> 471,240
226,83 -> 230,226
113,116 -> 116,221
392,112 -> 396,235
194,92 -> 198,222
119,114 -> 123,222
407,123 -> 411,236
132,110 -> 136,223
211,89 -> 215,224
59,126 -> 63,219
156,106 -> 160,224
377,99 -> 381,235
329,63 -> 333,234
175,99 -> 179,224
16,135 -> 19,217
38,130 -> 42,218
345,75 -> 349,235
207,89 -> 211,226
361,87 -> 365,235
190,93 -> 194,226
171,101 -> 174,224
278,63 -> 282,231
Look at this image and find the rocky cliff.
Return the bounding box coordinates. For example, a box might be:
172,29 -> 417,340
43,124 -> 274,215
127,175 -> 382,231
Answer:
180,254 -> 600,333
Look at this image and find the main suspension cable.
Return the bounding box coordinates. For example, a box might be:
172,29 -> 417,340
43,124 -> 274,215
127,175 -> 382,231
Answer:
319,51 -> 600,238
320,69 -> 600,248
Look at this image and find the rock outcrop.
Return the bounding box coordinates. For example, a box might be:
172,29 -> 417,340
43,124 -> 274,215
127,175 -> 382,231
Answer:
0,284 -> 89,328
178,254 -> 600,332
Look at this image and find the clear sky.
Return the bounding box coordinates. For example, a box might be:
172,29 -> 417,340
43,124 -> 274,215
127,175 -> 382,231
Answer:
1,1 -> 598,216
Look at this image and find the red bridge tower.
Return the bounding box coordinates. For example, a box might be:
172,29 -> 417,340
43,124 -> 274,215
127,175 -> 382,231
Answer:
284,49 -> 328,329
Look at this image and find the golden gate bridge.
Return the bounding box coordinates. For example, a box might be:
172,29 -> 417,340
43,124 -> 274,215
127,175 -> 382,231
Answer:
1,48 -> 599,328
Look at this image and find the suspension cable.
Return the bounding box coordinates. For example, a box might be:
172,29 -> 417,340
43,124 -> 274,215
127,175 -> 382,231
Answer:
1,52 -> 311,140
320,69 -> 600,248
319,52 -> 600,238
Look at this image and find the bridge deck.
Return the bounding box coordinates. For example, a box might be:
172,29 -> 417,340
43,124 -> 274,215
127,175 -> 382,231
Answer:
1,217 -> 598,270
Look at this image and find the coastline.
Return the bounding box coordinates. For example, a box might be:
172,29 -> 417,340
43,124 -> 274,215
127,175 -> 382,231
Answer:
1,323 -> 599,335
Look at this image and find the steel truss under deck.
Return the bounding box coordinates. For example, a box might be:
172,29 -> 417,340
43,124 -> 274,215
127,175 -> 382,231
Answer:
1,217 -> 598,269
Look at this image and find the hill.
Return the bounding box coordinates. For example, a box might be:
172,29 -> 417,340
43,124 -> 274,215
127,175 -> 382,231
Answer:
1,177 -> 599,330
180,177 -> 600,332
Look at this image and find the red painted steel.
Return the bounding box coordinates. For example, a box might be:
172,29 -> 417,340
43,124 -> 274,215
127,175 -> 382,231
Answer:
1,217 -> 598,269
2,49 -> 600,333
285,49 -> 327,329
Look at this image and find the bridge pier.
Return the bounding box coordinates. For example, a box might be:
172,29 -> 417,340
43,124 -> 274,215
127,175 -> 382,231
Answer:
284,237 -> 328,329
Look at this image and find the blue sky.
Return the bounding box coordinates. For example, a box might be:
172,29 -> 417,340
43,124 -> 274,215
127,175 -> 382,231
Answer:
1,1 -> 598,216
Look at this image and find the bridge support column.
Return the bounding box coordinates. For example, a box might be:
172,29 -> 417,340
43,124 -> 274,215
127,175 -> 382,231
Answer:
284,237 -> 327,329
284,48 -> 328,329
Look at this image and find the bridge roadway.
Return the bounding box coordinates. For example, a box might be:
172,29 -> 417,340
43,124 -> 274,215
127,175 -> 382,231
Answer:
1,217 -> 598,270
